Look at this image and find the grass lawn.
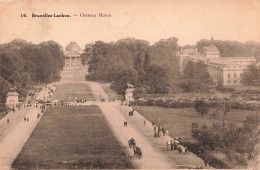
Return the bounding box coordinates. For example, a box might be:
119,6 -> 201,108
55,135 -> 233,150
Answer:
135,106 -> 258,142
61,69 -> 86,82
52,83 -> 95,101
100,83 -> 124,101
135,106 -> 259,168
12,106 -> 134,169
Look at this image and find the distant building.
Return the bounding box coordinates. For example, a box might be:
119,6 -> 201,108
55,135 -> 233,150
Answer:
125,83 -> 135,104
177,37 -> 257,86
6,91 -> 19,107
64,42 -> 83,70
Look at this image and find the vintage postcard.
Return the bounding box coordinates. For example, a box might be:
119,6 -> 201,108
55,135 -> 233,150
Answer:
0,0 -> 259,169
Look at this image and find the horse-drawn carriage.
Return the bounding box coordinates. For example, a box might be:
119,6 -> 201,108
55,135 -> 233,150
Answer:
128,138 -> 136,148
134,146 -> 142,159
128,137 -> 142,159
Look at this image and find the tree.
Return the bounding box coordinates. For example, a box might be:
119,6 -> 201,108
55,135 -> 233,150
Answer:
194,99 -> 209,117
110,68 -> 138,95
183,61 -> 194,79
193,61 -> 212,83
241,63 -> 260,86
133,86 -> 147,99
145,64 -> 171,93
81,44 -> 93,65
0,76 -> 11,103
134,52 -> 143,71
218,101 -> 231,127
143,52 -> 150,72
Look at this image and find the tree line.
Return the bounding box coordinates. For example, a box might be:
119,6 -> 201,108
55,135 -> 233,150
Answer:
83,37 -> 215,97
191,114 -> 260,167
0,39 -> 65,108
83,38 -> 179,96
197,39 -> 260,60
82,38 -> 260,97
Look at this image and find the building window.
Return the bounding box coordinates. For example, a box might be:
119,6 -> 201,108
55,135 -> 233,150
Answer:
234,73 -> 236,77
228,80 -> 231,84
228,73 -> 231,78
240,73 -> 242,77
234,80 -> 236,84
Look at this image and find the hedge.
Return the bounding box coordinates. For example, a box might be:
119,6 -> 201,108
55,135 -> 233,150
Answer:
134,97 -> 260,111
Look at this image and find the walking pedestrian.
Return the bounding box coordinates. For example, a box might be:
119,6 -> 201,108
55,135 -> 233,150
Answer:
170,140 -> 174,151
174,142 -> 177,150
24,117 -> 26,121
7,119 -> 9,124
154,126 -> 157,137
185,147 -> 188,153
144,120 -> 146,126
166,141 -> 170,151
158,126 -> 161,137
125,121 -> 127,127
162,128 -> 165,136
27,118 -> 29,122
178,146 -> 181,153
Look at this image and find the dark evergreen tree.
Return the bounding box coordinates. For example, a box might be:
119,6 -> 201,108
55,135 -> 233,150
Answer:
143,52 -> 150,72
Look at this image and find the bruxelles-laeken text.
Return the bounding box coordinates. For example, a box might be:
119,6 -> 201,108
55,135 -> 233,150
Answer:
32,13 -> 112,17
32,13 -> 71,17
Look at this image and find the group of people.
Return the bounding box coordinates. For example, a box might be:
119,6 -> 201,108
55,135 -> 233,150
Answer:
153,124 -> 168,137
166,137 -> 188,154
24,117 -> 29,122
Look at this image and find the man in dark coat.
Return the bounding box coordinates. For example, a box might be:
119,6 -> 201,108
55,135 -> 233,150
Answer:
170,140 -> 174,151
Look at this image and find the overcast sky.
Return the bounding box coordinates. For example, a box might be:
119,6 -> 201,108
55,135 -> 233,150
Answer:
0,0 -> 260,48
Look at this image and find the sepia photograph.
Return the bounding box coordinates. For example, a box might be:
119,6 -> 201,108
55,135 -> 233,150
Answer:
0,0 -> 260,169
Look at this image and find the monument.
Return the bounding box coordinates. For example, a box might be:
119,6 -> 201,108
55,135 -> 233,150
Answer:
6,91 -> 19,107
125,83 -> 134,104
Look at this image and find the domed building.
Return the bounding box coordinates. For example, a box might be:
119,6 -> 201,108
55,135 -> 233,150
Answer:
64,42 -> 83,70
204,36 -> 220,59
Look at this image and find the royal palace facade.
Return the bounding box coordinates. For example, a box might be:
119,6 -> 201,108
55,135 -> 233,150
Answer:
177,37 -> 257,86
